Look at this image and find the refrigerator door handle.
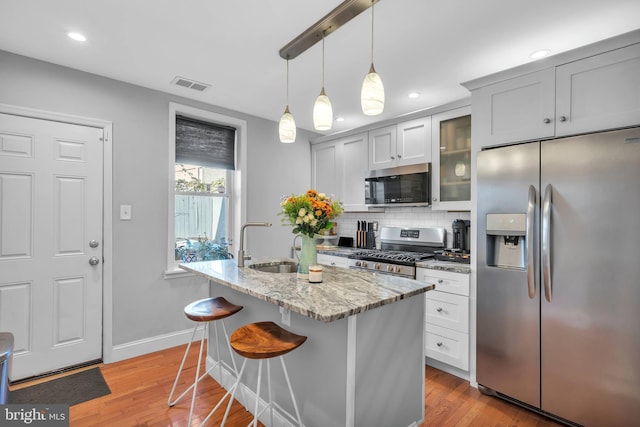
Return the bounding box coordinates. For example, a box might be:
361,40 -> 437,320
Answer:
526,185 -> 537,299
542,184 -> 552,303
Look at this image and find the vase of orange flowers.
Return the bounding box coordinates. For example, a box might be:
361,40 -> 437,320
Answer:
280,189 -> 343,277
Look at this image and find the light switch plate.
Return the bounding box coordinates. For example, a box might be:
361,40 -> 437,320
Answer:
120,205 -> 132,220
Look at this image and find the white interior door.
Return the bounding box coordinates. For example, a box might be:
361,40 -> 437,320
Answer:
0,113 -> 103,380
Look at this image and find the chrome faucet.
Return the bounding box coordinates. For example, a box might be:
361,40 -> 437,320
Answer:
237,222 -> 272,267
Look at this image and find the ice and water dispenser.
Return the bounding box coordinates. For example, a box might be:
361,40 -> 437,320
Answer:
485,213 -> 526,269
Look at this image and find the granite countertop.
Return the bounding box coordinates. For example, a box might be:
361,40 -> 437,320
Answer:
415,260 -> 472,274
179,257 -> 435,323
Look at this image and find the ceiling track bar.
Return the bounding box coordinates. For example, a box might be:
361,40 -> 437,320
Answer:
279,0 -> 380,60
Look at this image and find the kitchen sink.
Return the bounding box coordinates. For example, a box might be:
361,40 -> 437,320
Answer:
248,261 -> 297,273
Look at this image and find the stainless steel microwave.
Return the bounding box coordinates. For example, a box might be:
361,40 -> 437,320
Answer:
365,163 -> 431,207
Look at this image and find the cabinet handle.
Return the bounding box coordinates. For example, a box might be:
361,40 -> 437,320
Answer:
390,156 -> 395,160
436,342 -> 443,347
438,279 -> 443,283
559,115 -> 567,122
432,197 -> 438,202
331,262 -> 336,266
436,307 -> 443,313
543,118 -> 551,124
397,154 -> 402,158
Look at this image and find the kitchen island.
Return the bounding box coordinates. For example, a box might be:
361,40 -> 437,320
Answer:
180,258 -> 435,427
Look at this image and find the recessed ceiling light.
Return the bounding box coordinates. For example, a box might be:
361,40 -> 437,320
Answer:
67,32 -> 87,42
530,49 -> 550,60
408,92 -> 420,99
335,117 -> 345,122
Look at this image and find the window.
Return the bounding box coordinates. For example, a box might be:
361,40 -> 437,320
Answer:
167,103 -> 247,275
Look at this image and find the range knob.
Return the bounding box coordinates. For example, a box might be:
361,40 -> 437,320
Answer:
386,265 -> 394,272
374,263 -> 381,270
355,261 -> 362,267
394,266 -> 402,273
361,261 -> 368,268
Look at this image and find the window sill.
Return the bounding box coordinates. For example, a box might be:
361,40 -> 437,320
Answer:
164,266 -> 195,279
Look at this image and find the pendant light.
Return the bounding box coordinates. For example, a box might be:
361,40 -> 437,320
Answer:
361,0 -> 384,116
313,36 -> 333,131
279,59 -> 296,143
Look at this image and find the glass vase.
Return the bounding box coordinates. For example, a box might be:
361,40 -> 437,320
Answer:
296,234 -> 317,278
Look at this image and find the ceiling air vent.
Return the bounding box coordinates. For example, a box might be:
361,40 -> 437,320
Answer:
171,76 -> 211,92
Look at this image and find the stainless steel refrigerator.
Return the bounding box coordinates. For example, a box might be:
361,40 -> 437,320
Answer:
476,127 -> 640,426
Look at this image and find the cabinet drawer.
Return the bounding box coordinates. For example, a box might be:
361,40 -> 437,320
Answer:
416,269 -> 469,296
425,323 -> 469,370
317,254 -> 349,269
425,291 -> 469,333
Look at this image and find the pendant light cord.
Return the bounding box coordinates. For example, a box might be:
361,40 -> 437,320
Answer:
370,0 -> 375,65
322,36 -> 326,88
286,59 -> 290,106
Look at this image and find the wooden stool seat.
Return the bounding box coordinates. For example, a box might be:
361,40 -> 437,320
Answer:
230,321 -> 307,359
184,296 -> 243,322
210,321 -> 308,426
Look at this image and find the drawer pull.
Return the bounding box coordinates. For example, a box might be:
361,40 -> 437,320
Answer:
436,342 -> 443,347
436,307 -> 443,313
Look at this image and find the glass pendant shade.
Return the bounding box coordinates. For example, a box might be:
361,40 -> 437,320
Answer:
313,87 -> 333,131
361,63 -> 385,115
279,105 -> 296,143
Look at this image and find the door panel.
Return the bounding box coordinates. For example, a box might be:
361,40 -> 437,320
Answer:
0,173 -> 32,258
476,142 -> 540,407
0,113 -> 103,380
540,128 -> 640,426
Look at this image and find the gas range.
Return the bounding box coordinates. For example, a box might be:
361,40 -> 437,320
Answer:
347,226 -> 446,278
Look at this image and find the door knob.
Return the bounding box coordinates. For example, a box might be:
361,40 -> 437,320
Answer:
89,239 -> 99,248
89,257 -> 100,266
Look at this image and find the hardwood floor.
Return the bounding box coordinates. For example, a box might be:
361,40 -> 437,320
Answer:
14,343 -> 563,426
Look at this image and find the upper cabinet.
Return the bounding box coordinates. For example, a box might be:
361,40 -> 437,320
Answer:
312,132 -> 368,212
431,106 -> 471,211
368,117 -> 431,170
473,43 -> 640,148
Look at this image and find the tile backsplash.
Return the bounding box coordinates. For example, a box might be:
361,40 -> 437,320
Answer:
332,208 -> 471,249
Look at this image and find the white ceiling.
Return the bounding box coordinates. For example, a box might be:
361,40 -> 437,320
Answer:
2,0 -> 640,136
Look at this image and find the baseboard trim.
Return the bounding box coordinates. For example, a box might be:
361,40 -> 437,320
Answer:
110,328 -> 193,363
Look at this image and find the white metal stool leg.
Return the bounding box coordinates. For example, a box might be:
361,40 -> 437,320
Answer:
168,319 -> 240,427
280,356 -> 304,427
238,356 -> 304,427
167,322 -> 209,427
201,358 -> 247,427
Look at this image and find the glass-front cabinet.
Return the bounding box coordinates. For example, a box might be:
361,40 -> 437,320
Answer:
431,106 -> 471,211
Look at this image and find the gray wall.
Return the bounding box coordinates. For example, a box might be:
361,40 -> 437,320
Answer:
0,50 -> 315,348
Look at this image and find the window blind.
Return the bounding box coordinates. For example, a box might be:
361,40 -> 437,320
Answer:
176,115 -> 236,170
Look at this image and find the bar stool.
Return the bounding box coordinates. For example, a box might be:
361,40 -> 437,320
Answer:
201,321 -> 307,427
167,297 -> 243,426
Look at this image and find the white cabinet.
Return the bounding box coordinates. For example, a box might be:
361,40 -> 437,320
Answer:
368,117 -> 431,170
431,106 -> 471,211
312,132 -> 368,212
473,43 -> 640,148
473,68 -> 555,147
317,253 -> 349,268
417,268 -> 470,373
556,43 -> 640,136
311,140 -> 339,198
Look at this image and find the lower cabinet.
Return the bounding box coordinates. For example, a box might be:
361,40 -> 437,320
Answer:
317,253 -> 349,268
417,268 -> 470,376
